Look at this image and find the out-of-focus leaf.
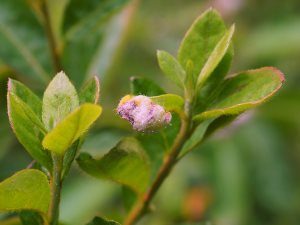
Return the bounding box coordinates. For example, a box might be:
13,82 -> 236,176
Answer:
0,0 -> 51,83
122,186 -> 137,212
7,93 -> 52,170
150,94 -> 184,115
0,169 -> 50,214
8,79 -> 42,117
79,76 -> 100,104
86,217 -> 120,225
178,8 -> 227,80
130,77 -> 165,96
42,104 -> 102,155
0,217 -> 21,225
193,67 -> 285,122
62,0 -> 130,85
77,137 -> 150,194
42,71 -> 79,130
157,50 -> 185,88
197,25 -> 235,89
19,211 -> 44,225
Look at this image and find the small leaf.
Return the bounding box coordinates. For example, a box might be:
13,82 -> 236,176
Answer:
42,103 -> 102,155
193,67 -> 285,122
19,211 -> 44,225
8,78 -> 42,117
157,50 -> 185,87
86,217 -> 120,225
150,94 -> 184,115
0,169 -> 50,214
42,71 -> 79,130
178,8 -> 227,79
130,77 -> 165,96
77,137 -> 150,194
79,76 -> 100,104
7,93 -> 52,170
197,25 -> 235,89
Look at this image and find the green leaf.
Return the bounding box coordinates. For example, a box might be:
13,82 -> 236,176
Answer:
8,79 -> 42,117
86,217 -> 120,225
79,76 -> 100,104
0,0 -> 51,83
7,93 -> 52,170
0,169 -> 50,214
150,94 -> 184,115
130,77 -> 165,96
157,50 -> 185,87
77,137 -> 150,194
193,67 -> 285,122
19,211 -> 44,225
197,25 -> 235,89
42,71 -> 79,130
178,8 -> 227,80
0,217 -> 21,225
42,103 -> 102,155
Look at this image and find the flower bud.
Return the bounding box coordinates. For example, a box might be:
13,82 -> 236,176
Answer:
117,95 -> 172,132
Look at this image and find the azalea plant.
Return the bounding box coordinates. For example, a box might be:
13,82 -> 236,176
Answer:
0,6 -> 284,225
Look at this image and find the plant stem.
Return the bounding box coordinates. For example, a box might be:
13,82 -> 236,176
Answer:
48,153 -> 63,225
124,102 -> 192,225
41,1 -> 62,72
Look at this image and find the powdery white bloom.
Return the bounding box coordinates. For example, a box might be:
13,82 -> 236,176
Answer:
117,95 -> 172,131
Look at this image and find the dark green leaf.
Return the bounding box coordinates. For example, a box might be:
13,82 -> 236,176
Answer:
19,211 -> 44,225
157,50 -> 185,87
7,93 -> 52,170
178,8 -> 227,80
86,217 -> 120,225
42,71 -> 79,130
193,67 -> 285,122
79,76 -> 100,104
77,137 -> 150,194
0,169 -> 50,214
130,77 -> 165,96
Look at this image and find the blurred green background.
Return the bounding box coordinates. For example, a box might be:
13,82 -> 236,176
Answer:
0,0 -> 300,225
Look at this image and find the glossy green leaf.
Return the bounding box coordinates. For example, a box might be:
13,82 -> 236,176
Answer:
79,76 -> 100,104
197,25 -> 235,89
7,93 -> 52,170
157,50 -> 185,87
178,8 -> 227,80
86,217 -> 120,225
150,94 -> 184,115
0,169 -> 50,214
8,78 -> 42,117
42,71 -> 79,130
77,137 -> 150,194
43,103 -> 102,155
130,77 -> 165,96
0,0 -> 51,83
193,67 -> 285,122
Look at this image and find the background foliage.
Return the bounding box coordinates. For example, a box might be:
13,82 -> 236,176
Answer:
0,0 -> 299,225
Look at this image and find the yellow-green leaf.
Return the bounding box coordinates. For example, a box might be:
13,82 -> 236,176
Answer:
42,103 -> 102,155
0,169 -> 50,214
193,67 -> 285,122
150,94 -> 184,115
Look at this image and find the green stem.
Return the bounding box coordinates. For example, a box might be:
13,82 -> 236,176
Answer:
48,153 -> 63,225
124,102 -> 192,225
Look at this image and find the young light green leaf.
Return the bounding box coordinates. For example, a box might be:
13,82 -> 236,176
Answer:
86,217 -> 120,225
150,94 -> 184,116
193,67 -> 285,122
0,169 -> 50,214
42,103 -> 102,155
178,8 -> 227,79
157,50 -> 186,87
197,25 -> 235,89
8,78 -> 42,117
77,137 -> 150,194
42,71 -> 79,130
7,93 -> 52,170
79,76 -> 100,104
130,76 -> 165,96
